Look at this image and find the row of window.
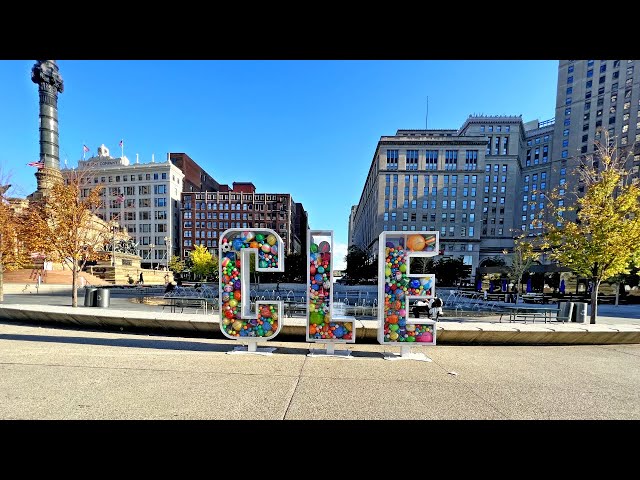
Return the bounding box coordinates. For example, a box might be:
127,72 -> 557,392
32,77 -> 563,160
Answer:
385,174 -> 479,185
526,135 -> 550,146
385,150 -> 480,171
385,212 -> 477,223
384,199 -> 479,210
80,172 -> 176,184
479,125 -> 511,133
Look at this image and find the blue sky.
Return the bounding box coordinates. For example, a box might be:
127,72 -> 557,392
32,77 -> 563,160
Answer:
0,60 -> 559,269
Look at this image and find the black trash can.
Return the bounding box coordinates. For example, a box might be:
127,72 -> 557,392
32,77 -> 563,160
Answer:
84,288 -> 97,307
572,302 -> 587,323
95,288 -> 110,308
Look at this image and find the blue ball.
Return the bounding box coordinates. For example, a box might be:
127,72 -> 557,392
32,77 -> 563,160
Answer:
232,239 -> 244,251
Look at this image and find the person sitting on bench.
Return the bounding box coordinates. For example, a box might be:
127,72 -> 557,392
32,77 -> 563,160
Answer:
412,299 -> 430,318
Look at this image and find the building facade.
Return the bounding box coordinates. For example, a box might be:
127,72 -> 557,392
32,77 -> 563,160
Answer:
351,115 -> 556,277
552,60 -> 640,220
180,182 -> 307,258
348,205 -> 357,247
170,152 -> 221,192
67,145 -> 185,269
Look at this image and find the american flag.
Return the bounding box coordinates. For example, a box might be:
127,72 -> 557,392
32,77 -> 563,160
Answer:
83,145 -> 90,153
27,161 -> 44,168
119,140 -> 123,148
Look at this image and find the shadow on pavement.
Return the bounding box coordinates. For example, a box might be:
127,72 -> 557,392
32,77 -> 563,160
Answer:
0,333 -> 234,353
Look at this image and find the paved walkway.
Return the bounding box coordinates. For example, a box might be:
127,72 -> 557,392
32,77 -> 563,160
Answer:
1,293 -> 639,345
1,320 -> 639,419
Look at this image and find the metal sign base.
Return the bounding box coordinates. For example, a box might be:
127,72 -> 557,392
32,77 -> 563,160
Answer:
383,344 -> 432,362
227,341 -> 276,356
307,343 -> 352,358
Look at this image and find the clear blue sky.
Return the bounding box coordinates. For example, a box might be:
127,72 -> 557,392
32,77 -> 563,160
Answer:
0,60 -> 559,268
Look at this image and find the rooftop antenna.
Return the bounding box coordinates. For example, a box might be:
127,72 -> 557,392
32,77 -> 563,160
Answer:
152,153 -> 155,163
426,96 -> 429,129
136,153 -> 139,164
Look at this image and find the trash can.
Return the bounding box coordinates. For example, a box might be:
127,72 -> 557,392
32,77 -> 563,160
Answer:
84,288 -> 97,307
572,302 -> 587,323
95,288 -> 110,308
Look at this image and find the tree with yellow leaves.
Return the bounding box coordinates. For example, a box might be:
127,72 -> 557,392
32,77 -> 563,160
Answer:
503,234 -> 539,304
24,170 -> 111,307
190,244 -> 218,281
0,179 -> 30,302
540,137 -> 640,323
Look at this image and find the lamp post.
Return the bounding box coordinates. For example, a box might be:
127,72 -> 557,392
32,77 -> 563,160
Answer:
111,220 -> 119,267
164,236 -> 171,269
149,243 -> 155,270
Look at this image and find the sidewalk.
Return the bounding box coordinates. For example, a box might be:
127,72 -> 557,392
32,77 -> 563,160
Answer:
1,293 -> 639,345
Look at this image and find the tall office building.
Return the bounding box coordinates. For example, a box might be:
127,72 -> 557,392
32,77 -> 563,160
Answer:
348,205 -> 357,247
552,60 -> 640,220
351,115 -> 556,277
67,145 -> 185,269
181,182 -> 307,257
170,152 -> 221,192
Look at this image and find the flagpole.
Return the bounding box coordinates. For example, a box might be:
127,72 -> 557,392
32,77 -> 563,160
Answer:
82,141 -> 85,160
121,140 -> 124,158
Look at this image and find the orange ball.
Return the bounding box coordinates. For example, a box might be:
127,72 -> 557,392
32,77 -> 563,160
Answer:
407,234 -> 426,251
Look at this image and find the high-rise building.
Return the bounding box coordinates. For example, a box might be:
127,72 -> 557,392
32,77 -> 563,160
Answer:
169,153 -> 221,192
351,115 -> 556,277
348,205 -> 357,247
552,60 -> 640,220
66,145 -> 185,269
180,182 -> 307,258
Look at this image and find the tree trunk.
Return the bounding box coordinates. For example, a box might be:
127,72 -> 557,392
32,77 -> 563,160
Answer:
590,279 -> 600,324
615,282 -> 620,306
72,260 -> 78,307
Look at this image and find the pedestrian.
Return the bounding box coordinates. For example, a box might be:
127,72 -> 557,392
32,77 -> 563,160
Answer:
430,295 -> 443,319
139,272 -> 144,285
511,284 -> 518,303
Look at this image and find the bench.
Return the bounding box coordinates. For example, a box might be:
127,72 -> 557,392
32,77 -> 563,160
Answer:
163,297 -> 208,314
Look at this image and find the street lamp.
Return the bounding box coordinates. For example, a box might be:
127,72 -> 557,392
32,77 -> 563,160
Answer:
111,220 -> 120,267
149,243 -> 155,270
164,236 -> 171,269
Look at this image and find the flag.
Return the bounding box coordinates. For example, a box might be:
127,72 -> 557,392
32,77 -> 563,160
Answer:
83,145 -> 90,152
119,140 -> 123,148
116,194 -> 124,203
27,161 -> 44,168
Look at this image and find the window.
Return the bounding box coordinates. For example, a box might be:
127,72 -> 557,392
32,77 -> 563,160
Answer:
425,150 -> 438,170
567,75 -> 574,83
406,150 -> 419,170
386,150 -> 399,170
445,150 -> 458,170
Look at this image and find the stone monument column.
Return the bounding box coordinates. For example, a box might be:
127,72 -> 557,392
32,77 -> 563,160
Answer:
29,60 -> 64,200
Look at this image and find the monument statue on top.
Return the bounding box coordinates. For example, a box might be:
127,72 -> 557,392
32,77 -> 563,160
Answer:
28,60 -> 64,201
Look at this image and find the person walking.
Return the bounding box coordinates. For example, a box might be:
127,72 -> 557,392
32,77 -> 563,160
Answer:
139,272 -> 144,285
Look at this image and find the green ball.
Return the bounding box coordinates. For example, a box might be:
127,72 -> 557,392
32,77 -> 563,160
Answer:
389,324 -> 399,331
385,267 -> 391,277
255,234 -> 265,242
399,264 -> 407,273
406,336 -> 416,342
318,266 -> 324,274
259,259 -> 268,268
310,311 -> 324,325
310,243 -> 318,253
